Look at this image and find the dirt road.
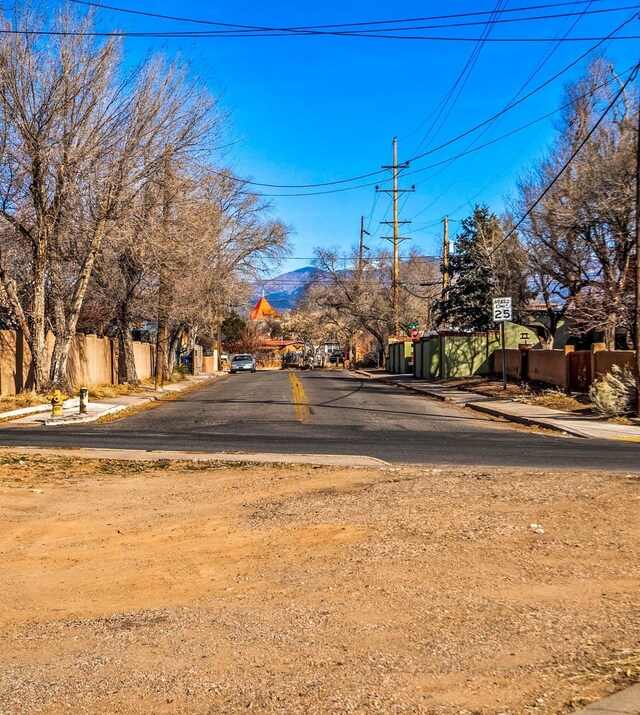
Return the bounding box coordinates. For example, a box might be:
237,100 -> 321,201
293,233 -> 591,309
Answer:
1,453 -> 638,714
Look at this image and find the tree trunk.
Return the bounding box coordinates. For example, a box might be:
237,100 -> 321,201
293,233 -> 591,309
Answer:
155,272 -> 171,389
31,241 -> 50,392
117,307 -> 139,386
48,201 -> 111,389
168,328 -> 182,377
49,333 -> 74,391
604,311 -> 617,350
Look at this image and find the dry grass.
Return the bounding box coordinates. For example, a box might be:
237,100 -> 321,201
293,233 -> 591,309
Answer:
440,377 -> 594,413
0,390 -> 49,413
88,383 -> 142,400
518,388 -> 589,413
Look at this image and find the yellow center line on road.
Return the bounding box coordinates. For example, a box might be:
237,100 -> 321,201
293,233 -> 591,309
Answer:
289,372 -> 312,424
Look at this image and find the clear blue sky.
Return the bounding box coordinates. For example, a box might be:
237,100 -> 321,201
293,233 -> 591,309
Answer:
86,1 -> 638,275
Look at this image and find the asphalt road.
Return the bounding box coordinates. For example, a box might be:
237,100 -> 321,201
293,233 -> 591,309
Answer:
0,369 -> 638,469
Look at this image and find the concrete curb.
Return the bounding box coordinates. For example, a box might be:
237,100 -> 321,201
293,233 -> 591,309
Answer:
3,446 -> 390,468
0,397 -> 80,422
570,682 -> 640,714
464,401 -> 577,436
43,402 -> 135,426
5,375 -> 224,427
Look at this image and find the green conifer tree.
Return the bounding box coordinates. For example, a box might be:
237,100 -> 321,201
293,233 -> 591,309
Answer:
437,205 -> 531,331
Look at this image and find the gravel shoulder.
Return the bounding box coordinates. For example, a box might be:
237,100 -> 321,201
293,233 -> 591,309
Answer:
1,454 -> 638,714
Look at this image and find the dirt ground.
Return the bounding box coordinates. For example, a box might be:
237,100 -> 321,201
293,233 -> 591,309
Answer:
1,453 -> 638,714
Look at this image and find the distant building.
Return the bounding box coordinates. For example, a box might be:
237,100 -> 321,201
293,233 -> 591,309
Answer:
249,295 -> 279,322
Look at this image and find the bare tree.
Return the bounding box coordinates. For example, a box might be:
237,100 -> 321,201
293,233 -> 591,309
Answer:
309,246 -> 439,361
0,4 -> 223,389
516,59 -> 638,348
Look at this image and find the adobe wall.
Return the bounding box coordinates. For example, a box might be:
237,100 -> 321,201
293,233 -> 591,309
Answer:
493,349 -> 521,379
594,350 -> 635,377
527,350 -> 568,388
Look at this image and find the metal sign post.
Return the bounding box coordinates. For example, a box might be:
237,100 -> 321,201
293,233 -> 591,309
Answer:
492,297 -> 512,391
500,322 -> 506,391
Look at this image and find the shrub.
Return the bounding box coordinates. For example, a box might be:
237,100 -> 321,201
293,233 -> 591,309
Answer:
588,365 -> 637,417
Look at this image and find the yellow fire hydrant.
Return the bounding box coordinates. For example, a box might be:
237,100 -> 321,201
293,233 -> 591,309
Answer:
50,390 -> 64,418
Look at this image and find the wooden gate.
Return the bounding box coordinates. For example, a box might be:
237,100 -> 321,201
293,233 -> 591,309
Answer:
569,351 -> 592,392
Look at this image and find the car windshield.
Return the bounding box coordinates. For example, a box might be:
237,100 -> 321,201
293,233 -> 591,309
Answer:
232,355 -> 252,362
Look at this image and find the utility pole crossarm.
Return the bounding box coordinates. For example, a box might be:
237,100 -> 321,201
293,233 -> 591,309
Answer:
377,137 -> 415,340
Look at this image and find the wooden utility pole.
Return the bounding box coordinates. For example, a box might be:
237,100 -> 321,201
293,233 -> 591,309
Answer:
376,137 -> 414,338
358,215 -> 370,272
635,94 -> 640,415
442,215 -> 449,296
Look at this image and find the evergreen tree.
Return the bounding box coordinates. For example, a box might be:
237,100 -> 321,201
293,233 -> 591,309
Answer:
221,312 -> 247,345
437,205 -> 531,331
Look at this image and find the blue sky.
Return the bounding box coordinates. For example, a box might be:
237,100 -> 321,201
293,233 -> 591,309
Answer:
85,1 -> 639,275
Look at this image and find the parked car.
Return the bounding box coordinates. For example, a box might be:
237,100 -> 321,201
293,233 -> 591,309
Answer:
230,354 -> 256,374
328,350 -> 343,364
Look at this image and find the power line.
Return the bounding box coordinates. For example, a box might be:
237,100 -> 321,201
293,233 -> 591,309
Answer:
487,63 -> 639,260
69,0 -> 618,31
397,0 -> 506,221
405,11 -> 638,162
211,12 -> 638,192
68,0 -> 640,35
406,0 -> 598,223
237,63 -> 636,198
408,0 -> 507,158
5,27 -> 637,40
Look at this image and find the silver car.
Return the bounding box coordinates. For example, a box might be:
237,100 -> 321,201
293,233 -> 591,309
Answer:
230,353 -> 256,374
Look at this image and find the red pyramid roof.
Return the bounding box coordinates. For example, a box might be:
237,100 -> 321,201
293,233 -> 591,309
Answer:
249,296 -> 279,321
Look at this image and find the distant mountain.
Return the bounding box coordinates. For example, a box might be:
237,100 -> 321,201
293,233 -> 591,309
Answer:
252,266 -> 323,311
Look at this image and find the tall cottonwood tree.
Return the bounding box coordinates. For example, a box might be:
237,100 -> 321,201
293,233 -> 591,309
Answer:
0,4 -> 222,389
517,59 -> 638,348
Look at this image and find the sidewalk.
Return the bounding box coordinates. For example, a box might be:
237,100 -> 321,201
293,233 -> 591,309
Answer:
571,683 -> 640,714
1,373 -> 223,427
354,370 -> 640,442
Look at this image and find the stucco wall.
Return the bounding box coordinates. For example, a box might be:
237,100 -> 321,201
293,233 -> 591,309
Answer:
527,350 -> 568,388
493,349 -> 522,379
594,350 -> 635,377
0,330 -> 157,395
132,340 -> 154,381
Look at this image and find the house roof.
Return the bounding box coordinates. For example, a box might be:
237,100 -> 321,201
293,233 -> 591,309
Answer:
249,296 -> 279,321
260,339 -> 304,348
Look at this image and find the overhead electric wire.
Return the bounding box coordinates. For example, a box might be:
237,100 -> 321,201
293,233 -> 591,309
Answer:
406,0 -> 597,224
397,0 -> 506,221
69,0 -> 616,31
405,12 -> 637,163
205,11 -> 638,192
67,0 -> 640,36
235,61 -> 636,198
7,27 -> 637,40
408,0 -> 507,157
486,62 -> 639,261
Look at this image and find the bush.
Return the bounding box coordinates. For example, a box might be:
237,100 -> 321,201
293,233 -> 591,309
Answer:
588,365 -> 637,417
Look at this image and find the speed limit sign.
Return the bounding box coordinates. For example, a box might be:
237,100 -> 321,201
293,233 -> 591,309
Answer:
492,297 -> 512,322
